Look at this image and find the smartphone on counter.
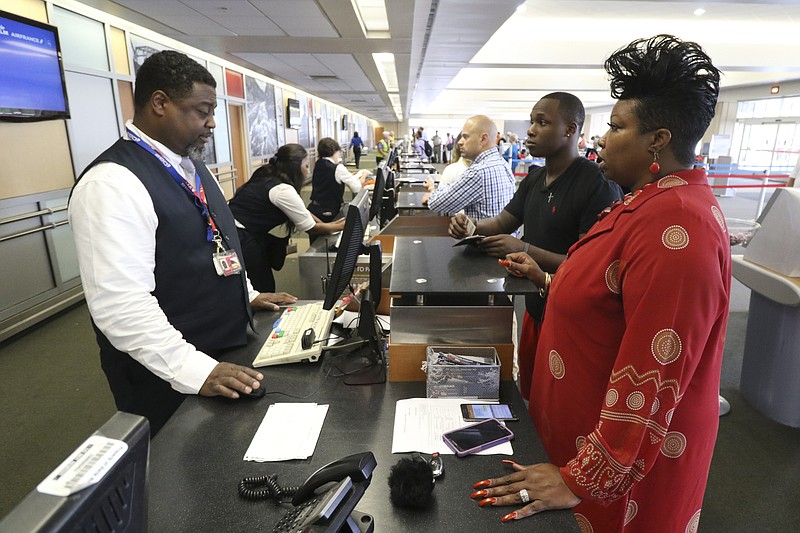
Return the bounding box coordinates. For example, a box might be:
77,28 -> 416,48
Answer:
442,418 -> 515,457
461,403 -> 519,422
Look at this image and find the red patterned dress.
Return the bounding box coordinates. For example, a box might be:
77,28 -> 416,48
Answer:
530,170 -> 731,532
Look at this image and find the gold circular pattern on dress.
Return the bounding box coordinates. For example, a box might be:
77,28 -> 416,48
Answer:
661,431 -> 687,458
685,509 -> 701,533
549,350 -> 565,380
605,388 -> 619,407
626,391 -> 646,411
575,513 -> 594,533
662,225 -> 689,250
657,175 -> 688,188
711,206 -> 726,231
625,500 -> 639,525
650,397 -> 661,415
605,260 -> 621,294
651,328 -> 682,365
576,435 -> 587,451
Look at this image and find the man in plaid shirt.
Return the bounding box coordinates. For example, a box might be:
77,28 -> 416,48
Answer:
424,115 -> 515,220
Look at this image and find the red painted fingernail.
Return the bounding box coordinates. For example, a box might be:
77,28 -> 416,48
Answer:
473,479 -> 492,489
478,497 -> 496,507
470,489 -> 488,499
501,512 -> 518,523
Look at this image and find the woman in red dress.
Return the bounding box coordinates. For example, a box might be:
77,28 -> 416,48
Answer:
470,35 -> 730,532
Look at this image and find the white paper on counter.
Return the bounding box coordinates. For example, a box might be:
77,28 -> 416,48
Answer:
391,398 -> 513,455
244,403 -> 329,462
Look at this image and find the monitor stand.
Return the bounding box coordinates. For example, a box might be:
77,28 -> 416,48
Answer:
342,297 -> 386,385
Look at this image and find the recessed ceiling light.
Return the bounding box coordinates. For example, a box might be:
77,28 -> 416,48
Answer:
694,8 -> 706,16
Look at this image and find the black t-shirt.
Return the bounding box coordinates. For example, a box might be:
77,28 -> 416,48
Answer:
504,157 -> 622,319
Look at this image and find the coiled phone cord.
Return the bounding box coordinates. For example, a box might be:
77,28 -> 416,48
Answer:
238,474 -> 299,502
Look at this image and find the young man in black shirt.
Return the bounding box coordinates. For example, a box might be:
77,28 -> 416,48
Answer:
449,92 -> 622,399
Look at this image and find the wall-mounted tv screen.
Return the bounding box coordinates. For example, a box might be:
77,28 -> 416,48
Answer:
287,98 -> 301,129
0,10 -> 70,121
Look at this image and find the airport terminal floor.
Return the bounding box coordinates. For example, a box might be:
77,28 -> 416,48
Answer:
1,173 -> 799,531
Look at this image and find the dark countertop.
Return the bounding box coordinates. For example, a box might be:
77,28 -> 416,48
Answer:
148,310 -> 579,532
389,237 -> 539,297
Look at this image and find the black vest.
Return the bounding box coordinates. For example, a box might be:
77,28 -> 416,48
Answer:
228,177 -> 287,234
74,139 -> 253,433
309,158 -> 345,210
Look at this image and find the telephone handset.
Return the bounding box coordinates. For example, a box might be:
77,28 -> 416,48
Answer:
291,451 -> 377,505
273,451 -> 377,533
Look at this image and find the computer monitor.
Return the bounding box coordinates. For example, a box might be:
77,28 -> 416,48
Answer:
0,412 -> 149,532
321,189 -> 385,385
385,146 -> 398,169
369,163 -> 386,223
323,188 -> 370,311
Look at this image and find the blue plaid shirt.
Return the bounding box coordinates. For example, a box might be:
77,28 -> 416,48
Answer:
428,146 -> 515,219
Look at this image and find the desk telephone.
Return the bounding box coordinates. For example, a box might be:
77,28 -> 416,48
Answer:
240,451 -> 377,533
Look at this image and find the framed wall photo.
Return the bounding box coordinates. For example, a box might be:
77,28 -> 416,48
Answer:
245,75 -> 278,158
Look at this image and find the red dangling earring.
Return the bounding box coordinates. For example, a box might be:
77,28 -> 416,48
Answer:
649,152 -> 660,174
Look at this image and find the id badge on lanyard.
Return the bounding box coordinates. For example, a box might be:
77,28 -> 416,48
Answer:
127,128 -> 242,277
212,238 -> 242,277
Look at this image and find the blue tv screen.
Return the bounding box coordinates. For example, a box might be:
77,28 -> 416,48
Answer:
0,10 -> 70,121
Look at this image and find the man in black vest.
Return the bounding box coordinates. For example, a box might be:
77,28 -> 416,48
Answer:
69,51 -> 296,435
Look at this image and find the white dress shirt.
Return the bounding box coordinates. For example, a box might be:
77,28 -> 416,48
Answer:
69,121 -> 259,394
326,157 -> 363,193
267,183 -> 317,237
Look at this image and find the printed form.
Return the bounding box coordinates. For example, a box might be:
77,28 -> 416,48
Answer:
392,398 -> 513,455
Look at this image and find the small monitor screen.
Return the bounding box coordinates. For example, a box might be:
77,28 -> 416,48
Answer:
0,10 -> 70,121
287,98 -> 301,129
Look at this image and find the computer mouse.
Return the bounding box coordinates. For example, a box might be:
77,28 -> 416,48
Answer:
301,328 -> 316,350
241,385 -> 266,399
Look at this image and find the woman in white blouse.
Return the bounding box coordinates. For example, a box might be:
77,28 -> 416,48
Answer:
308,137 -> 370,225
229,143 -> 343,292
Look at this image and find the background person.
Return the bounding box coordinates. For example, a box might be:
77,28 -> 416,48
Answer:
308,137 -> 370,225
424,115 -> 514,219
472,35 -> 729,532
425,133 -> 470,190
348,131 -> 364,168
376,132 -> 390,165
449,93 -> 621,399
431,130 -> 443,163
413,130 -> 427,159
229,144 -> 345,292
69,51 -> 296,435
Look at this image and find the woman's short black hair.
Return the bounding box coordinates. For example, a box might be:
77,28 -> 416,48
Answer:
252,143 -> 308,191
317,137 -> 341,159
133,50 -> 216,110
604,34 -> 721,166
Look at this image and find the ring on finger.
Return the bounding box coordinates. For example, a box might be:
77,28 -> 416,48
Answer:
519,489 -> 530,503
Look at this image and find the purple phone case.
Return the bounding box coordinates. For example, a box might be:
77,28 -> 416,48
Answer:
442,418 -> 515,457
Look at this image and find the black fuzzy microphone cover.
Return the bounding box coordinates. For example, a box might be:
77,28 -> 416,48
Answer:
387,457 -> 435,508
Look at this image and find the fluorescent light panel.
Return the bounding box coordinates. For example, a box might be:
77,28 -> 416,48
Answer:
388,93 -> 403,120
352,0 -> 390,38
373,52 -> 399,92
